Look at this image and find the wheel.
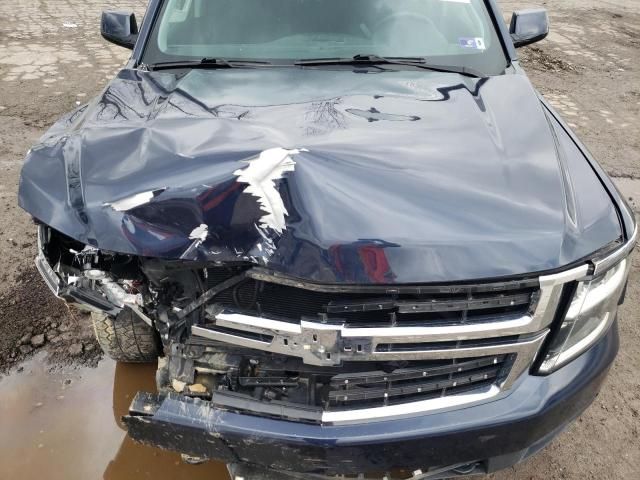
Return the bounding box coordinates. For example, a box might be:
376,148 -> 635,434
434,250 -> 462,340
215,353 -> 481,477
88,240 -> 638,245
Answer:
91,309 -> 160,363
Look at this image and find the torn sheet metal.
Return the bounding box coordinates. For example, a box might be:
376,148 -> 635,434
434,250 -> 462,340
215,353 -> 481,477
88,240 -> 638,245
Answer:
18,67 -> 621,283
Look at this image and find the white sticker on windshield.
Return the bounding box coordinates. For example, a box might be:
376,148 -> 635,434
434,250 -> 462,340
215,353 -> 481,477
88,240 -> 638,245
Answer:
442,0 -> 472,3
459,37 -> 486,50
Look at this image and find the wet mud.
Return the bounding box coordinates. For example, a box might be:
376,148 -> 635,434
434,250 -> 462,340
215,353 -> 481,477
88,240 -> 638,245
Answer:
0,354 -> 230,480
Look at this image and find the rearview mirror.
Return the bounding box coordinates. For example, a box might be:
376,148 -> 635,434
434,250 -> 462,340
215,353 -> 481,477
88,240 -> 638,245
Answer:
101,11 -> 138,50
510,9 -> 549,48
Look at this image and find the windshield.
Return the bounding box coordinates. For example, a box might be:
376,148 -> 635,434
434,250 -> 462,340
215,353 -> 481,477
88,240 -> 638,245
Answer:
142,0 -> 507,74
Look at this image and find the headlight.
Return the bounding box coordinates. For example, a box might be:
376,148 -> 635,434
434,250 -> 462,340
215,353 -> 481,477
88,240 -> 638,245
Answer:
538,257 -> 630,373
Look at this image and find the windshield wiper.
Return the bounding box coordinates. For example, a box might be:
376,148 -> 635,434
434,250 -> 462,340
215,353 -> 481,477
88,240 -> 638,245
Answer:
294,54 -> 485,78
145,58 -> 272,71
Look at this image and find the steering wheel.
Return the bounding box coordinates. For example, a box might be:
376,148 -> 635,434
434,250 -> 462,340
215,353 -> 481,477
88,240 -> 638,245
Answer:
373,12 -> 438,34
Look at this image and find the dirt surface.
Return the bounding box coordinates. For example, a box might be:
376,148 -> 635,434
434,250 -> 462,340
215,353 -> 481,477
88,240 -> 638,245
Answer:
0,265 -> 102,371
0,1 -> 639,479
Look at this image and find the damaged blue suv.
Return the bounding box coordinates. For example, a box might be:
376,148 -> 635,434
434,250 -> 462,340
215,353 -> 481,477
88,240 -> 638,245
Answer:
19,0 -> 636,478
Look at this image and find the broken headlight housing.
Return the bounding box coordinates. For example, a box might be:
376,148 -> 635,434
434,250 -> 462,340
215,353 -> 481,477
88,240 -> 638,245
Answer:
538,255 -> 630,374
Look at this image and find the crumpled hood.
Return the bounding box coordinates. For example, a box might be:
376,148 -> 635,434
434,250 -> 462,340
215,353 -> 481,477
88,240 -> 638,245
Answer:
18,67 -> 621,283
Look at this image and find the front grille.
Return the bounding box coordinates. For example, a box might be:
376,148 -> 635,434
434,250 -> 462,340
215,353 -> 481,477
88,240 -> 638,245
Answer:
205,268 -> 537,327
192,265 -> 581,423
327,355 -> 510,409
206,355 -> 511,422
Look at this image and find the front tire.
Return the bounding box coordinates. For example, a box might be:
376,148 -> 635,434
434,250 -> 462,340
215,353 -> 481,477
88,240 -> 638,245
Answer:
91,310 -> 159,363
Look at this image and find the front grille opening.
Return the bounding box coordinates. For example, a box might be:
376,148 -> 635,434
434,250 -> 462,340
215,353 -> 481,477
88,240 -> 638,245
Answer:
327,357 -> 508,410
205,268 -> 538,327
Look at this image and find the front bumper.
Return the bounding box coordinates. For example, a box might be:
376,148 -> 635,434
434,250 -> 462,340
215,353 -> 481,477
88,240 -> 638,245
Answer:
124,321 -> 619,477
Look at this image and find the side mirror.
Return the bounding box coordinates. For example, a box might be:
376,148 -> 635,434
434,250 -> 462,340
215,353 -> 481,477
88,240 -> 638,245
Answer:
101,11 -> 138,50
510,8 -> 549,48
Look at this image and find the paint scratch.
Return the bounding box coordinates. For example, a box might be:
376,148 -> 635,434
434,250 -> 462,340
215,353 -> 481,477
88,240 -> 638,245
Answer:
104,188 -> 166,211
234,147 -> 307,233
189,224 -> 208,242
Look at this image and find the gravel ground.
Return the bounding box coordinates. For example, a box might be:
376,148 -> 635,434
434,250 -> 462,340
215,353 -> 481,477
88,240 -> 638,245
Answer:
0,1 -> 638,478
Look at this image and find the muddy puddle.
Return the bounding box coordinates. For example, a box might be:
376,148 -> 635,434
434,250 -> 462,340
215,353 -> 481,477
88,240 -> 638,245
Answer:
0,353 -> 230,480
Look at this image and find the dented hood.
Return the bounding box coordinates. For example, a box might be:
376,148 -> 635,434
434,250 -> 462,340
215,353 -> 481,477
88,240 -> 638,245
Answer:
18,68 -> 621,283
